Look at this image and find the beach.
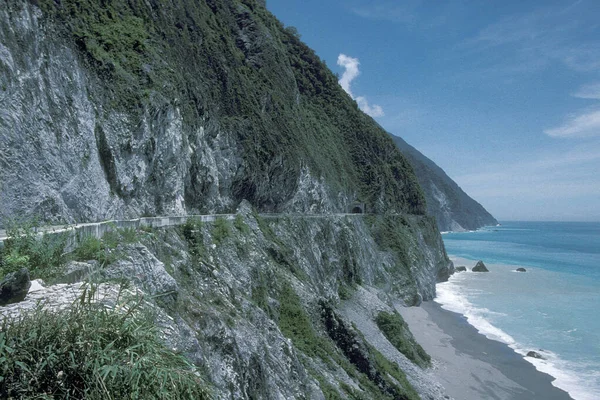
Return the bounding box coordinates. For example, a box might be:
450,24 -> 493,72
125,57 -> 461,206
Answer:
397,301 -> 573,400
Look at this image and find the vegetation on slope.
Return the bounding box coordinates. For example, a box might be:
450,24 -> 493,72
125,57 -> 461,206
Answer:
376,311 -> 431,368
30,0 -> 426,214
277,284 -> 419,400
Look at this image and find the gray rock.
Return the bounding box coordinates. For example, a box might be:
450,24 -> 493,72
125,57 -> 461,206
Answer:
526,351 -> 545,359
56,261 -> 97,284
100,244 -> 179,306
472,260 -> 489,272
455,266 -> 467,272
516,268 -> 526,272
0,268 -> 32,306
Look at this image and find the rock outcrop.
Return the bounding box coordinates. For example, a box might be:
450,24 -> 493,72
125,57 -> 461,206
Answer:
0,268 -> 31,306
455,266 -> 467,272
472,260 -> 489,272
527,351 -> 545,359
516,267 -> 527,272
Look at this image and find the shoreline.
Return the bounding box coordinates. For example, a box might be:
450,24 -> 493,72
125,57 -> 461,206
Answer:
397,301 -> 573,400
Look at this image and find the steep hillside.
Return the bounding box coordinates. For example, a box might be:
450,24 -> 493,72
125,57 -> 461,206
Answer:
0,203 -> 453,399
0,0 -> 424,225
0,1 -> 457,398
390,134 -> 498,231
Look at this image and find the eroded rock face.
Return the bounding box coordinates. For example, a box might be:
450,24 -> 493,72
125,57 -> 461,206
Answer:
0,0 -> 426,227
0,268 -> 31,306
472,260 -> 489,272
100,244 -> 179,307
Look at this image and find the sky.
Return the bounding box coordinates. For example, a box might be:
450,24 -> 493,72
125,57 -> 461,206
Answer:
267,0 -> 600,222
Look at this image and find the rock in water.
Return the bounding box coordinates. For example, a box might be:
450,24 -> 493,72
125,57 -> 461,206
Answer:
526,351 -> 545,359
455,266 -> 467,272
0,268 -> 32,306
516,268 -> 526,272
472,260 -> 489,272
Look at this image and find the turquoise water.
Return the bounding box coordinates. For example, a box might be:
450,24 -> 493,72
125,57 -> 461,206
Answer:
438,222 -> 600,400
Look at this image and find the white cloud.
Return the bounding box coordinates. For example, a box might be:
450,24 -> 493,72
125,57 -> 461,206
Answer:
337,54 -> 385,118
572,82 -> 600,99
544,109 -> 600,138
355,97 -> 384,117
337,54 -> 359,97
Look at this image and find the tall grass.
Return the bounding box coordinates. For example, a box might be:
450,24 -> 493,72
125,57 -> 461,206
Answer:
0,285 -> 210,399
0,219 -> 67,281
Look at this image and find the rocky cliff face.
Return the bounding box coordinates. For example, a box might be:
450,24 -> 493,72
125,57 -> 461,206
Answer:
390,134 -> 498,232
1,203 -> 452,399
0,0 -> 424,226
0,1 -> 457,398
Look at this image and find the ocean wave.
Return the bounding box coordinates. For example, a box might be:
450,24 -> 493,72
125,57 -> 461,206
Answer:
435,279 -> 600,400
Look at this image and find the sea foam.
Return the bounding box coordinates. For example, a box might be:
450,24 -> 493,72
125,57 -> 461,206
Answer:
436,260 -> 600,400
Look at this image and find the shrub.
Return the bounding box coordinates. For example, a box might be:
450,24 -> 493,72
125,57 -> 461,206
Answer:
0,249 -> 29,277
179,218 -> 204,258
73,236 -> 103,261
375,311 -> 431,368
0,286 -> 210,399
233,214 -> 250,234
119,227 -> 139,243
212,218 -> 231,245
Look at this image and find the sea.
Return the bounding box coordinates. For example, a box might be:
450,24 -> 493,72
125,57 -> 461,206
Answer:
439,221 -> 600,400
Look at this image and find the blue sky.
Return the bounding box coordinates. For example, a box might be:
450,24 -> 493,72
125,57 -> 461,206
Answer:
267,0 -> 600,221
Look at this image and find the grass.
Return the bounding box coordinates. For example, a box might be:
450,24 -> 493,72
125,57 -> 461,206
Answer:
0,220 -> 67,281
375,311 -> 431,368
71,227 -> 145,266
0,285 -> 209,399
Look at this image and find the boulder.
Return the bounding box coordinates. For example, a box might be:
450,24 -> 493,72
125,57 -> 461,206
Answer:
0,268 -> 32,306
526,351 -> 545,360
472,260 -> 489,272
455,266 -> 467,272
516,268 -> 526,272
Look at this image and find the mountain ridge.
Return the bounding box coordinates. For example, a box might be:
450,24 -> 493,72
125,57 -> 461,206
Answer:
390,134 -> 498,231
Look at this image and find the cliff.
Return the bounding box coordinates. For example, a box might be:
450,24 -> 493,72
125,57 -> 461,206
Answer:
390,134 -> 498,232
0,0 -> 457,398
0,0 -> 424,225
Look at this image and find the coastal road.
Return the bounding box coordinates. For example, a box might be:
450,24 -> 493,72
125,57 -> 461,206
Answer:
0,213 -> 364,244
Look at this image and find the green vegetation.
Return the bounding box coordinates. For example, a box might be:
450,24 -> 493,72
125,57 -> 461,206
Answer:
233,214 -> 250,234
72,227 -> 144,265
211,217 -> 231,245
72,236 -> 117,265
277,283 -> 323,357
179,217 -> 205,259
0,285 -> 209,399
277,284 -> 419,400
0,220 -> 67,281
0,220 -> 148,280
376,311 -> 431,368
